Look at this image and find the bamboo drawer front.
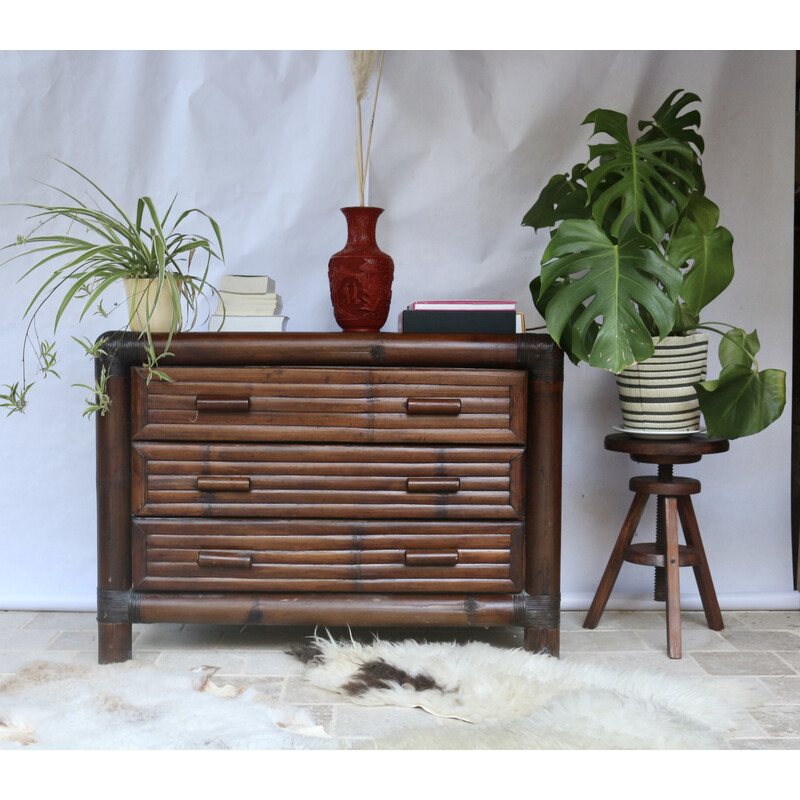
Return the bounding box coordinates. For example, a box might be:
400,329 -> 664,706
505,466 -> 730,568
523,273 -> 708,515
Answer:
132,519 -> 524,593
131,442 -> 525,519
130,366 -> 526,444
95,332 -> 563,663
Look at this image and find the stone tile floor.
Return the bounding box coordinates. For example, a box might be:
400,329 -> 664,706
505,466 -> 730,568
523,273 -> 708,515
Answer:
1,607 -> 798,749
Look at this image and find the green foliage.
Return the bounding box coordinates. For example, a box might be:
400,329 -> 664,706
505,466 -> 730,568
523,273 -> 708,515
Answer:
539,216 -> 682,373
36,339 -> 60,379
521,164 -> 591,231
522,90 -> 785,439
0,381 -> 33,415
695,328 -> 786,439
73,365 -> 111,418
1,162 -> 224,417
668,195 -> 734,315
582,107 -> 697,241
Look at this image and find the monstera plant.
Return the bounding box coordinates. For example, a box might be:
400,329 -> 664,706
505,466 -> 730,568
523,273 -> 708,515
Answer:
522,89 -> 785,439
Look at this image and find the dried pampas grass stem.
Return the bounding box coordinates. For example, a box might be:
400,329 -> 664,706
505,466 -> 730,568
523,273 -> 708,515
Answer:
347,50 -> 385,207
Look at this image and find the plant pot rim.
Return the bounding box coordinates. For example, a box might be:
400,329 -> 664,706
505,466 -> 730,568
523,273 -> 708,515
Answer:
655,331 -> 710,343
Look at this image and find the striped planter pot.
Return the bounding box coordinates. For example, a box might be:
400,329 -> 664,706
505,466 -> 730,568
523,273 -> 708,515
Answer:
615,332 -> 709,432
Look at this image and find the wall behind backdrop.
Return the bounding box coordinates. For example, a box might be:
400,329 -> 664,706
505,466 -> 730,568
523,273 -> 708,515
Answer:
0,50 -> 796,612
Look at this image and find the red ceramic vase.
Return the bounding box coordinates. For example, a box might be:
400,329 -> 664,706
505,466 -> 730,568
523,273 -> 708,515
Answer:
328,206 -> 394,332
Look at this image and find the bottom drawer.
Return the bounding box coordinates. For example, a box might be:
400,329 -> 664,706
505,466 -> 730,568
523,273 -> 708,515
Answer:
133,518 -> 523,593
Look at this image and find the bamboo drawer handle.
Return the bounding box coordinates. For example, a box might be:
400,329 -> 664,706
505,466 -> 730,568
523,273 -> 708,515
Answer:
406,477 -> 461,494
196,476 -> 252,492
404,550 -> 459,567
197,552 -> 253,569
405,398 -> 462,416
196,397 -> 251,413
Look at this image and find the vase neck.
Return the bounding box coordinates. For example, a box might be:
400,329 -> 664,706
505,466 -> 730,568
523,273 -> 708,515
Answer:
341,206 -> 383,245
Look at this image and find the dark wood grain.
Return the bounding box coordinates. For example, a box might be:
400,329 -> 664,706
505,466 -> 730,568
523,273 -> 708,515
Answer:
95,371 -> 133,664
136,592 -> 519,627
95,332 -> 563,662
585,433 -> 728,659
604,432 -> 729,464
132,442 -> 525,519
131,365 -> 526,445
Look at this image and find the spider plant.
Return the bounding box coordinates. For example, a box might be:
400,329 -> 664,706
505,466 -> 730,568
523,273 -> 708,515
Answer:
0,161 -> 224,416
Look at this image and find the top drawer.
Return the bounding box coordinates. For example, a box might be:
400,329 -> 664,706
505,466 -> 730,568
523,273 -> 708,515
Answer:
131,366 -> 526,445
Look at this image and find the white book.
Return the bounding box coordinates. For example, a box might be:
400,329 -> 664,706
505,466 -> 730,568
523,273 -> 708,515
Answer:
209,314 -> 289,332
214,294 -> 282,316
219,275 -> 276,294
217,290 -> 280,305
218,290 -> 279,302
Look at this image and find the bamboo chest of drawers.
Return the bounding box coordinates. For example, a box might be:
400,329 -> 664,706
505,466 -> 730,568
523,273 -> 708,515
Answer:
95,332 -> 563,663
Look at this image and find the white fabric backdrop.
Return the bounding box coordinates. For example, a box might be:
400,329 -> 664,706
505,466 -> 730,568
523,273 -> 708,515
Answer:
0,50 -> 796,612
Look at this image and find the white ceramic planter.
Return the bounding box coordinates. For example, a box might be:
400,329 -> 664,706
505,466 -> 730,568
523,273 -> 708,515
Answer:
124,277 -> 182,333
615,332 -> 709,433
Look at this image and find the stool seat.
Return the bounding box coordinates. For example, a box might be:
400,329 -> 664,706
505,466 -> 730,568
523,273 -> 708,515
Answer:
629,475 -> 701,496
584,433 -> 729,659
605,432 -> 729,464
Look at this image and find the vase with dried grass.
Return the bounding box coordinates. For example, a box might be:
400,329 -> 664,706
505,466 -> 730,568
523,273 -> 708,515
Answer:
328,50 -> 394,332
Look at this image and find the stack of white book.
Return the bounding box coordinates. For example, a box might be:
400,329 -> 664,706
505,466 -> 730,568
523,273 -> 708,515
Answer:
209,275 -> 288,332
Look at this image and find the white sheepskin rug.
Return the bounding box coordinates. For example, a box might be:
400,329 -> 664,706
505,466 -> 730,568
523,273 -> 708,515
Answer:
0,661 -> 335,750
293,636 -> 746,750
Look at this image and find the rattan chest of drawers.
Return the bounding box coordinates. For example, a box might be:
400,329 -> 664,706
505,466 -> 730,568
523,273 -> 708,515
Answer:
95,332 -> 563,663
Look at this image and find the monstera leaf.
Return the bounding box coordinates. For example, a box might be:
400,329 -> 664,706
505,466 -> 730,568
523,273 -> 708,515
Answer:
638,89 -> 705,151
530,275 -> 598,367
669,194 -> 734,316
537,216 -> 682,373
522,163 -> 591,232
581,107 -> 698,241
637,89 -> 706,192
695,328 -> 786,438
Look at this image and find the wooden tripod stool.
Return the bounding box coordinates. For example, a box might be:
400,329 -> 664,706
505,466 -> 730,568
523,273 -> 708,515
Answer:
584,433 -> 730,658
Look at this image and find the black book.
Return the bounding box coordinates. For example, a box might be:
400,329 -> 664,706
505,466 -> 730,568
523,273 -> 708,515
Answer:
398,309 -> 517,334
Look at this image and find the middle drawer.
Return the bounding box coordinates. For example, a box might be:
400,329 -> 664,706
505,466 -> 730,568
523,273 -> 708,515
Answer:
132,442 -> 525,520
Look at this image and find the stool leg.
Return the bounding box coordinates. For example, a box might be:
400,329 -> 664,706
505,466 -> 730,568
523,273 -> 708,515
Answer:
653,464 -> 673,602
664,496 -> 682,659
677,496 -> 724,631
584,491 -> 649,629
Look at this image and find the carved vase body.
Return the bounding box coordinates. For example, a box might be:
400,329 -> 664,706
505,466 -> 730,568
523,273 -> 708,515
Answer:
328,206 -> 394,332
